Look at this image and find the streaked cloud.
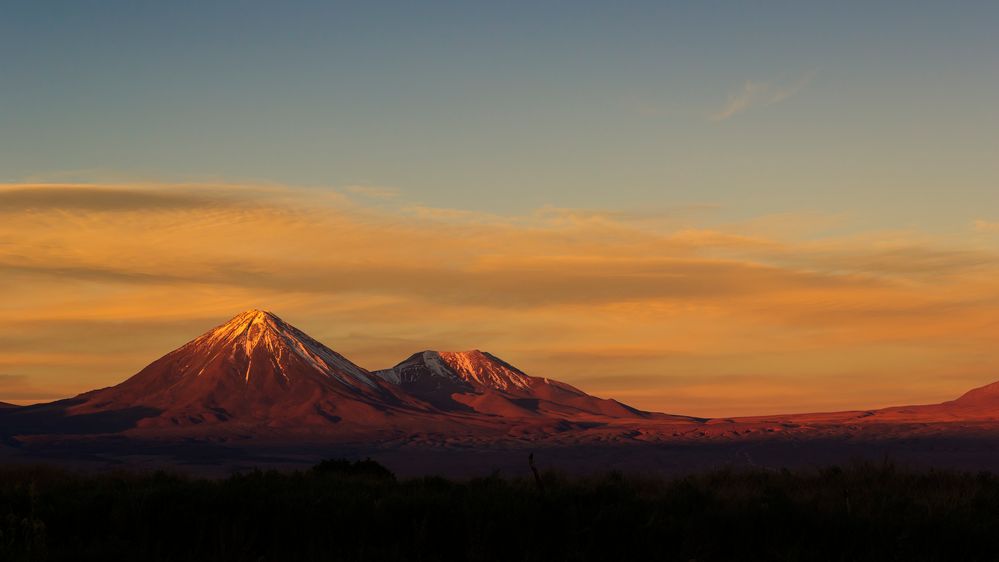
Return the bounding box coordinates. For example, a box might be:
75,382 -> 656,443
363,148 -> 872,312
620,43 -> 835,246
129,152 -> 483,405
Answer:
0,185 -> 217,213
710,72 -> 815,122
2,182 -> 998,415
342,185 -> 402,200
0,374 -> 66,402
974,219 -> 999,233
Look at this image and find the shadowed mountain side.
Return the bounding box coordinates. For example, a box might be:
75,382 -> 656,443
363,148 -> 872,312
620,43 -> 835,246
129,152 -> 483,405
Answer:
0,401 -> 19,409
0,398 -> 160,436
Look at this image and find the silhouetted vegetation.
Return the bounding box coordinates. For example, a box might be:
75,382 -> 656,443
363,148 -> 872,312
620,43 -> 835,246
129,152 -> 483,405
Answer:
3,459 -> 999,561
311,457 -> 396,481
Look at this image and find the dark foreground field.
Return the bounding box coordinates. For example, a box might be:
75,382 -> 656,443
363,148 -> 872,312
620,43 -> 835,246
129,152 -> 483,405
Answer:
4,460 -> 999,562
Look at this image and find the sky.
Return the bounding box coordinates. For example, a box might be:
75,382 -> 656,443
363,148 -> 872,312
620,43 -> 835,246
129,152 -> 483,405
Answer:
1,1 -> 998,415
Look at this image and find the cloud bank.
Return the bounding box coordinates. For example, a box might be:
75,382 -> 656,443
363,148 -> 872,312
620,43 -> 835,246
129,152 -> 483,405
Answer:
1,182 -> 997,416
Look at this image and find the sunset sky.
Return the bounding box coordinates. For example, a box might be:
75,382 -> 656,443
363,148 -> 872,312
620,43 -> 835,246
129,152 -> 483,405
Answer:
2,2 -> 998,415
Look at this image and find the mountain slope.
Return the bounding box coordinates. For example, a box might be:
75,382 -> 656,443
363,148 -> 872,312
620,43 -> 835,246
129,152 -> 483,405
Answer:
373,350 -> 685,421
726,376 -> 999,426
69,310 -> 432,429
867,379 -> 999,421
951,380 -> 999,408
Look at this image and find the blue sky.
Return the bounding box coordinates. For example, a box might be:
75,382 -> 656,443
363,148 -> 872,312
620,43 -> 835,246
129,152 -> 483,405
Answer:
2,1 -> 998,229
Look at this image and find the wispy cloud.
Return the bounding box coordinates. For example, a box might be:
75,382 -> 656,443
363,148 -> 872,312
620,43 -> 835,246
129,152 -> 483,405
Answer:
0,185 -> 219,213
0,374 -> 66,403
974,219 -> 999,233
342,185 -> 401,200
710,72 -> 815,122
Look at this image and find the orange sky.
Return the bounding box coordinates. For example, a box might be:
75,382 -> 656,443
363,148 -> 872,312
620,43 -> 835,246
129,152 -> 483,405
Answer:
2,182 -> 998,416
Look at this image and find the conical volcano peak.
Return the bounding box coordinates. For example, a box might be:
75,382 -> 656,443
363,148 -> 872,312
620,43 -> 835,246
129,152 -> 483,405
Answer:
372,350 -> 532,391
228,308 -> 277,321
243,308 -> 276,320
180,309 -> 376,388
219,308 -> 282,332
197,309 -> 290,349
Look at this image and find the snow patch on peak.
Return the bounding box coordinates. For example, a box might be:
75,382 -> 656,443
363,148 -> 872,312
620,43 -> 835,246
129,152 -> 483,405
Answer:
436,350 -> 532,391
199,309 -> 281,344
421,350 -> 454,379
373,349 -> 534,392
187,310 -> 378,389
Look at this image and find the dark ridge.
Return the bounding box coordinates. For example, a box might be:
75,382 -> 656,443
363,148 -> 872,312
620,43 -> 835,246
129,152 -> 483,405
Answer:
0,398 -> 160,436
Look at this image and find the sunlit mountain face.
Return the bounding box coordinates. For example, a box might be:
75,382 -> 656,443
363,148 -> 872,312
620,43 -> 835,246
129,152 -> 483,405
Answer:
1,311 -> 686,441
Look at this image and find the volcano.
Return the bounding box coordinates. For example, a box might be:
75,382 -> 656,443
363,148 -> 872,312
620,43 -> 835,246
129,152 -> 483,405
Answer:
66,310 -> 433,429
6,308 -> 999,478
373,349 -> 673,420
13,310 -> 669,436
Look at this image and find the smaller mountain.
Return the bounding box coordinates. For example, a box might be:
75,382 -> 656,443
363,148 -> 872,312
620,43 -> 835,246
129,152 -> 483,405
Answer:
374,350 -> 672,420
0,402 -> 18,409
870,378 -> 999,421
734,376 -> 999,426
951,379 -> 999,408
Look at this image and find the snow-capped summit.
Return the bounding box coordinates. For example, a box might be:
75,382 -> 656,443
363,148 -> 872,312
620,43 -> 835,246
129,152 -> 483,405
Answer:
68,309 -> 427,428
374,350 -> 532,392
373,350 -> 654,419
189,309 -> 377,388
437,350 -> 534,391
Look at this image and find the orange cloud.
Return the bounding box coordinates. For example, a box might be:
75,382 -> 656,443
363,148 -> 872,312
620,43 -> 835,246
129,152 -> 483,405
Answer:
975,219 -> 999,234
2,182 -> 998,415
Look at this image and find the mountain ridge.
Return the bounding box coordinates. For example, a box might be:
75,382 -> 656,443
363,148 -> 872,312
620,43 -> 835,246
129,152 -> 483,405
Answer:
1,309 -> 997,448
9,310 -> 667,434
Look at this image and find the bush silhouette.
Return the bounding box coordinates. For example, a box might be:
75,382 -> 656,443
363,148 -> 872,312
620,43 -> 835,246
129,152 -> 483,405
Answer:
311,457 -> 396,481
